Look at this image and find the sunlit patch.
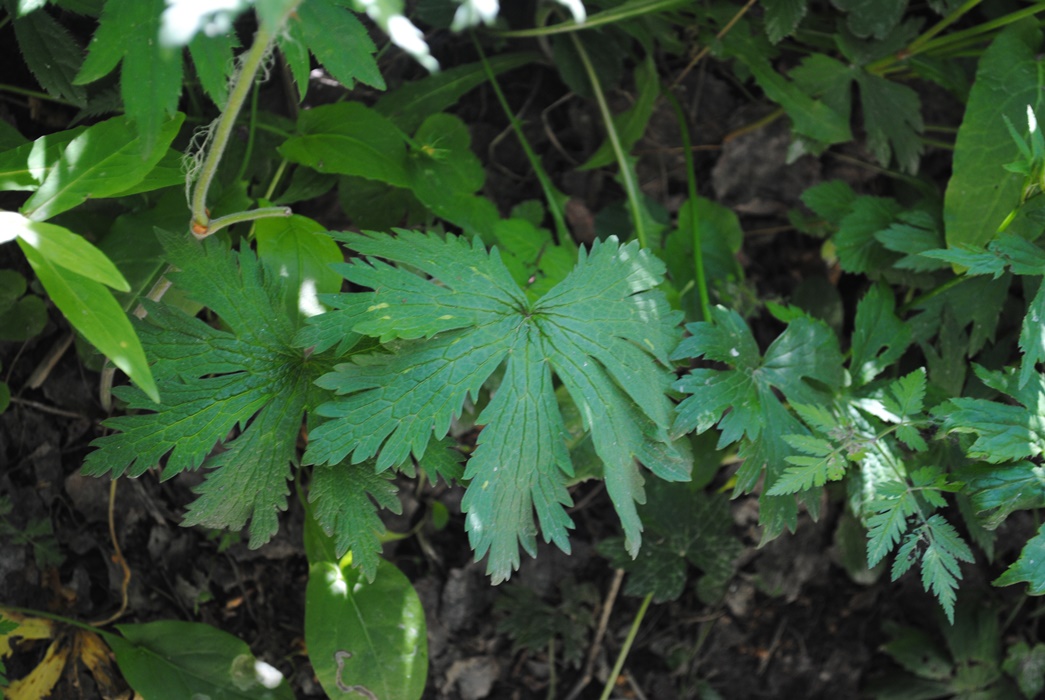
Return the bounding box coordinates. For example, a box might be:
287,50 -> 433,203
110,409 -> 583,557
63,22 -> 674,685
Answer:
298,278 -> 325,317
324,564 -> 348,596
254,659 -> 284,689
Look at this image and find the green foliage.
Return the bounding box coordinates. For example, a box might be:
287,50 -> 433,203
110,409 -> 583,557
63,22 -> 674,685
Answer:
303,230 -> 689,582
495,577 -> 598,669
598,480 -> 741,604
103,620 -> 293,699
672,305 -> 843,537
305,556 -> 428,700
944,21 -> 1044,249
83,233 -> 348,550
869,604 -> 1024,699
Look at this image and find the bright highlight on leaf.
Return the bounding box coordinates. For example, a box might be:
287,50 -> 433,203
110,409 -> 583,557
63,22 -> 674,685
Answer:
303,230 -> 689,582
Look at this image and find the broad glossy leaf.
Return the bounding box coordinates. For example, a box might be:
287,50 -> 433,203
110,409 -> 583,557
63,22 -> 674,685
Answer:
279,104 -> 409,186
105,621 -> 292,699
18,240 -> 157,402
0,126 -> 86,192
0,212 -> 128,290
305,559 -> 427,700
945,21 -> 1043,249
22,113 -> 185,221
305,231 -> 687,581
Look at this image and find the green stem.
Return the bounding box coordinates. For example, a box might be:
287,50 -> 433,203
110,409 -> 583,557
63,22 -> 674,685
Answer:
598,593 -> 653,700
905,0 -> 982,56
190,3 -> 300,233
665,90 -> 711,321
569,33 -> 648,249
0,83 -> 80,107
473,35 -> 572,247
495,0 -> 688,38
898,275 -> 963,314
199,206 -> 292,238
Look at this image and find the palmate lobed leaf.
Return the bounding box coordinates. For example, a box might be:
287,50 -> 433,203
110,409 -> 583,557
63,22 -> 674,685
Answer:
304,230 -> 688,582
84,233 -> 348,551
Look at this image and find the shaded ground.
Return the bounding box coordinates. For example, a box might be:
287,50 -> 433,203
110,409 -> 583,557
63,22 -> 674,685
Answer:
0,12 -> 1021,700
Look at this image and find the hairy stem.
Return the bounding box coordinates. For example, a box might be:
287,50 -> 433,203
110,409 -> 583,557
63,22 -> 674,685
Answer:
189,3 -> 301,234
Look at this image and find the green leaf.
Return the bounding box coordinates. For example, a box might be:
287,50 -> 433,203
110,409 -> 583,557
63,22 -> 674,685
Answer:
0,270 -> 46,341
309,462 -> 401,582
866,481 -> 919,568
855,72 -> 923,173
0,212 -> 129,290
406,113 -> 500,239
1019,282 -> 1045,389
945,21 -> 1043,249
850,284 -> 911,386
305,559 -> 427,700
18,239 -> 157,402
1003,641 -> 1045,699
188,30 -> 240,109
0,125 -> 85,192
11,6 -> 88,105
963,461 -> 1045,530
922,233 -> 1045,277
875,209 -> 948,272
832,0 -> 907,40
919,514 -> 975,624
21,113 -> 184,221
291,0 -> 383,91
305,231 -> 686,582
800,179 -> 857,227
75,0 -> 184,152
761,0 -> 808,43
579,55 -> 659,171
83,233 -> 346,547
937,368 -> 1045,463
722,27 -> 851,145
995,523 -> 1045,594
254,214 -> 343,319
105,620 -> 292,699
495,578 -> 597,669
766,432 -> 847,494
833,196 -> 902,273
374,52 -> 539,132
597,482 -> 741,603
673,306 -> 842,538
673,306 -> 843,453
279,103 -> 409,186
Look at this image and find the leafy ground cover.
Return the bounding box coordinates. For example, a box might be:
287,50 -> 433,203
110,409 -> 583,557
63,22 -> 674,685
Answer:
3,1 -> 1045,698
